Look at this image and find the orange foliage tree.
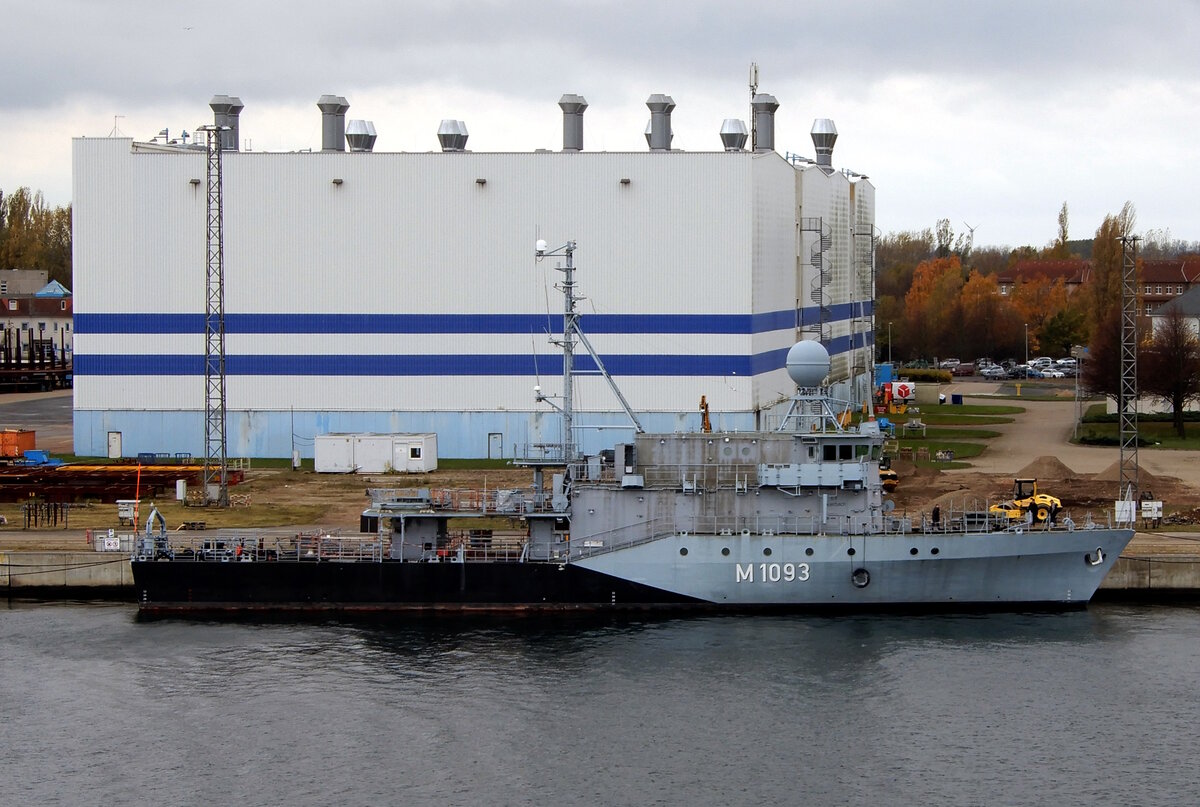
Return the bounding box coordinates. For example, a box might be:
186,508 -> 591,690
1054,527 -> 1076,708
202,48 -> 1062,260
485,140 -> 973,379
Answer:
903,256 -> 964,359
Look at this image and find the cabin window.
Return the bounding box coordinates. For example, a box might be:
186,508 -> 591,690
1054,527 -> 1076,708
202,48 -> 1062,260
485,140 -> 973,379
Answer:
410,446 -> 422,459
855,444 -> 869,458
838,444 -> 853,461
823,444 -> 836,461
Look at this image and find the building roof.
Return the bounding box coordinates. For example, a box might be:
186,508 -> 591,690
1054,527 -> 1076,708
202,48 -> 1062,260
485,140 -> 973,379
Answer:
1154,284 -> 1200,317
1140,257 -> 1200,283
999,259 -> 1090,285
34,280 -> 71,297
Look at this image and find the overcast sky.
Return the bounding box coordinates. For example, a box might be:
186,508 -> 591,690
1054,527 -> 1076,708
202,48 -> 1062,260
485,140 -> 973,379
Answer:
4,0 -> 1199,249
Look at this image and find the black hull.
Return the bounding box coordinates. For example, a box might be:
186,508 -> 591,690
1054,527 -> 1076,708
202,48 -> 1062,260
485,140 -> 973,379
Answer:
131,559 -> 704,615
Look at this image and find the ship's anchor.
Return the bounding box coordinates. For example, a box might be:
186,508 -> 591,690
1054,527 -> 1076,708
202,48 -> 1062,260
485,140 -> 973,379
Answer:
1087,548 -> 1105,567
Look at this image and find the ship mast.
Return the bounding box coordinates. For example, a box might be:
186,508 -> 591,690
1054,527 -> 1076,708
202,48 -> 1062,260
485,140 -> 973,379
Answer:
534,239 -> 644,461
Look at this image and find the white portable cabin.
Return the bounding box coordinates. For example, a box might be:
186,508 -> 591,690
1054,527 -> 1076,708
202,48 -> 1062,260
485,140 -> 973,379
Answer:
315,433 -> 437,473
314,434 -> 356,473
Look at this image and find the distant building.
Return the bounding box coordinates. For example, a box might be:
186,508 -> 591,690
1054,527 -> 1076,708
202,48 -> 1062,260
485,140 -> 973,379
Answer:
1140,257 -> 1200,316
1149,284 -> 1200,336
0,278 -> 73,362
997,260 -> 1090,296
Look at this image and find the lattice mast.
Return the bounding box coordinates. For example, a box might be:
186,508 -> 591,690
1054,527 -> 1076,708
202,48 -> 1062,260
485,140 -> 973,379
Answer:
1118,235 -> 1140,504
200,125 -> 229,507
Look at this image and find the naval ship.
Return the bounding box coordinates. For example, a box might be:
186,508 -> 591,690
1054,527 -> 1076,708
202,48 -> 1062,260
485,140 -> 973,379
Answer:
131,242 -> 1134,615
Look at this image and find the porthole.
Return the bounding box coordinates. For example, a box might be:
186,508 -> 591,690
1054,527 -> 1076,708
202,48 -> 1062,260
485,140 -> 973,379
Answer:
763,547 -> 773,557
721,547 -> 730,556
931,547 -> 940,555
805,547 -> 814,556
910,547 -> 918,555
680,547 -> 688,556
847,547 -> 856,556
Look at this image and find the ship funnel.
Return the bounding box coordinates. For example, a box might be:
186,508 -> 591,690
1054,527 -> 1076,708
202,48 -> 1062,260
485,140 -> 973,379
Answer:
751,93 -> 779,153
346,120 -> 377,152
317,95 -> 350,152
645,94 -> 675,151
719,119 -> 748,151
208,94 -> 244,151
437,120 -> 469,151
811,118 -> 838,173
559,94 -> 588,151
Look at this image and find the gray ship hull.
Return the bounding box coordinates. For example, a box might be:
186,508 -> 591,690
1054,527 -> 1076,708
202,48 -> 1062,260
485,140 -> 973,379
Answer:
575,528 -> 1132,606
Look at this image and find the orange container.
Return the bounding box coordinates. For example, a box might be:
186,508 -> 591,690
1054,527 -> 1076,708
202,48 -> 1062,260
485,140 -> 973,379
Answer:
0,429 -> 36,457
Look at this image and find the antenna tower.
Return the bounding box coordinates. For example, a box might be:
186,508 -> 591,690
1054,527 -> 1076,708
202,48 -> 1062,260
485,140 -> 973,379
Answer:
749,62 -> 759,152
1117,235 -> 1140,506
199,125 -> 230,507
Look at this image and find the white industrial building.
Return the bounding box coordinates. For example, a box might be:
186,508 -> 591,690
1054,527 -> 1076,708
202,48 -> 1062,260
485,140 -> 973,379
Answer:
71,91 -> 875,459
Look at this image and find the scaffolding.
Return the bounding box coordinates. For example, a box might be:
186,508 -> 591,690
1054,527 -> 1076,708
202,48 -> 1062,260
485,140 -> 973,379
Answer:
1118,235 -> 1140,505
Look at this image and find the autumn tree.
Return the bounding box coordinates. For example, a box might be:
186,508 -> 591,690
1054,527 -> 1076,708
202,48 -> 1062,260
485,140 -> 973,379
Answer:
1086,202 -> 1136,337
0,187 -> 72,287
903,255 -> 964,358
1009,275 -> 1071,354
1046,201 -> 1071,259
1142,307 -> 1200,437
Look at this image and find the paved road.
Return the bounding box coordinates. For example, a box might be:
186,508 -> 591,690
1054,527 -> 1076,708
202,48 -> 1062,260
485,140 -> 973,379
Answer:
941,382 -> 1200,485
0,388 -> 73,453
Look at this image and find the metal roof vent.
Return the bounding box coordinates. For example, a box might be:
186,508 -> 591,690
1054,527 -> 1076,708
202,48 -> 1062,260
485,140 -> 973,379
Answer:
346,120 -> 377,152
645,94 -> 675,151
208,94 -> 244,151
750,93 -> 779,153
719,119 -> 748,151
317,95 -> 350,152
558,94 -> 588,151
811,118 -> 838,173
437,120 -> 469,151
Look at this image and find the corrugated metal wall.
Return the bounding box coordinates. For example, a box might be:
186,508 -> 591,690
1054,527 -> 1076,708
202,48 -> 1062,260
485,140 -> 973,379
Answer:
72,137 -> 873,457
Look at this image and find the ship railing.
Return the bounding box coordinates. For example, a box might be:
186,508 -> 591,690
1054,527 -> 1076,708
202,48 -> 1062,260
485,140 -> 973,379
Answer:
160,532 -> 386,562
911,499 -> 1118,535
410,530 -> 528,563
371,486 -> 557,515
569,517 -> 677,559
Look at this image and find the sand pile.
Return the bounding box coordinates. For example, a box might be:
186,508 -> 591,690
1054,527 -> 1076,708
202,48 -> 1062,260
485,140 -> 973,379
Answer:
1015,455 -> 1082,481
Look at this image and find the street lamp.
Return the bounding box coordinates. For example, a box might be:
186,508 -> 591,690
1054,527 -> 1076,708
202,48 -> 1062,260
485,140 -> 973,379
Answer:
1024,323 -> 1029,368
887,321 -> 893,366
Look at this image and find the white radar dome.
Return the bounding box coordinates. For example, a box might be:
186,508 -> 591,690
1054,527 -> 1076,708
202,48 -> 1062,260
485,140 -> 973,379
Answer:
785,340 -> 830,387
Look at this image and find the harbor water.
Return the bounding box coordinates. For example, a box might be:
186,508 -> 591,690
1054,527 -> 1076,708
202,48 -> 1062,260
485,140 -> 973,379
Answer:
3,602 -> 1199,806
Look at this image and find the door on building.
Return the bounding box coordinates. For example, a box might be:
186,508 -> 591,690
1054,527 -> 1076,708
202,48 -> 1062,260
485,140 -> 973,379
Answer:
107,431 -> 122,459
488,432 -> 503,459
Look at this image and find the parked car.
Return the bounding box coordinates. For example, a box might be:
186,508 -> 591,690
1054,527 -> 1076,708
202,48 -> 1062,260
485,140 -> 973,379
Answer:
1041,368 -> 1065,378
981,365 -> 1007,380
939,358 -> 960,369
951,362 -> 975,376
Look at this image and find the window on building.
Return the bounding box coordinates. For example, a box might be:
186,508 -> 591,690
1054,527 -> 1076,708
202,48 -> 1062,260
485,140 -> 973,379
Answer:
7,300 -> 16,311
60,300 -> 67,310
410,446 -> 422,459
1156,285 -> 1162,294
0,282 -> 6,294
1145,284 -> 1153,294
1179,285 -> 1186,294
1145,304 -> 1153,315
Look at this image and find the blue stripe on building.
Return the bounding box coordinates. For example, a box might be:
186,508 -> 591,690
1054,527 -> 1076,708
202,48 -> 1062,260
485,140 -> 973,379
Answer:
74,303 -> 873,336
